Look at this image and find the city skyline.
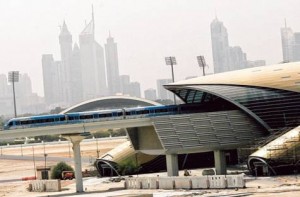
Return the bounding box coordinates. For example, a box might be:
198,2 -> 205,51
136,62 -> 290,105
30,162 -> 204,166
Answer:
0,0 -> 300,97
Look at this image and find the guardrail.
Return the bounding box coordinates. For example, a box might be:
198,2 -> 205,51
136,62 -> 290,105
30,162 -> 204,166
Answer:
124,175 -> 245,189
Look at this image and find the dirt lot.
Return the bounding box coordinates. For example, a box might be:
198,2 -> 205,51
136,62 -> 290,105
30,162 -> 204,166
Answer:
1,137 -> 300,197
0,138 -> 126,185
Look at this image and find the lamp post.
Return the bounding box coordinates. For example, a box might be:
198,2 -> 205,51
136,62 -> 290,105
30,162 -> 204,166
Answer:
8,71 -> 19,118
197,56 -> 207,76
44,153 -> 48,179
32,146 -> 36,178
96,137 -> 100,158
165,56 -> 177,104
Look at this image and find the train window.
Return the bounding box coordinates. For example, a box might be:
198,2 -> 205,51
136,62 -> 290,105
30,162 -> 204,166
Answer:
142,110 -> 149,114
8,122 -> 13,126
60,117 -> 66,121
20,120 -> 29,125
47,118 -> 54,122
155,108 -> 168,113
117,112 -> 123,116
68,116 -> 74,120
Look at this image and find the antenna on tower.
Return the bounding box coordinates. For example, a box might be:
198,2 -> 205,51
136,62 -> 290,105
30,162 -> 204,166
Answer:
284,18 -> 287,28
214,8 -> 218,19
92,4 -> 95,34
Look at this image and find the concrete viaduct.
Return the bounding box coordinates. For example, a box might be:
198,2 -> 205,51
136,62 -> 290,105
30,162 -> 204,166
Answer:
0,96 -> 265,192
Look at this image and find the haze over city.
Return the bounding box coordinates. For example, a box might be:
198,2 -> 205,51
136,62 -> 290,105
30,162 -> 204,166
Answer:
0,0 -> 299,98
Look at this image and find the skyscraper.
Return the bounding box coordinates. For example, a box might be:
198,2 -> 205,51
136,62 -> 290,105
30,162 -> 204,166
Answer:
120,75 -> 130,95
157,79 -> 173,100
59,21 -> 73,105
144,88 -> 157,101
105,32 -> 120,95
281,22 -> 295,62
211,18 -> 264,72
128,82 -> 141,98
229,46 -> 247,70
42,54 -> 63,105
79,12 -> 107,100
293,33 -> 300,61
70,43 -> 83,104
210,18 -> 230,73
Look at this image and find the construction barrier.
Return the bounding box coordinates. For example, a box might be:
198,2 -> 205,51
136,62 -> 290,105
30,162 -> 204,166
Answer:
174,177 -> 191,189
125,175 -> 245,190
226,175 -> 245,188
190,176 -> 209,189
158,177 -> 174,189
149,177 -> 158,189
29,180 -> 61,192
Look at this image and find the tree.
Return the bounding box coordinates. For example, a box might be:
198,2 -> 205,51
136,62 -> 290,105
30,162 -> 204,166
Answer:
0,116 -> 6,129
117,157 -> 140,175
51,161 -> 74,179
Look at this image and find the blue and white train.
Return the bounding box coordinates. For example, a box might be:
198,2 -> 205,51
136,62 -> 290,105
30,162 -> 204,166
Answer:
3,105 -> 179,130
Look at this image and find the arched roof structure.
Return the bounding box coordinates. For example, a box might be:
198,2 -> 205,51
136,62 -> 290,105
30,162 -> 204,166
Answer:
165,62 -> 300,131
169,62 -> 300,93
61,96 -> 161,113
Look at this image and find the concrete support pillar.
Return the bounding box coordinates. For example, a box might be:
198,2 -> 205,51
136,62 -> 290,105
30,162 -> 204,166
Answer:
72,140 -> 84,193
166,154 -> 179,176
62,133 -> 90,193
214,150 -> 226,175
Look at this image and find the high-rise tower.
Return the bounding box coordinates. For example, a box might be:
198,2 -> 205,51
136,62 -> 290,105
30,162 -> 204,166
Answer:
105,32 -> 120,95
281,21 -> 295,62
42,54 -> 63,105
210,18 -> 230,73
79,10 -> 107,99
59,21 -> 73,105
70,43 -> 83,104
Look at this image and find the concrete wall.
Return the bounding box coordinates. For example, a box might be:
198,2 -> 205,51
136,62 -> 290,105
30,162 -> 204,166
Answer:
29,180 -> 61,192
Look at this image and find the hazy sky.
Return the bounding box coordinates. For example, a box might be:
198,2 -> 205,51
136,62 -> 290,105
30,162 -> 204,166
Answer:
0,0 -> 299,97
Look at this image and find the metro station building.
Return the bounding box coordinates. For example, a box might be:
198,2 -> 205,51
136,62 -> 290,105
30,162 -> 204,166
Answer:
65,62 -> 300,177
163,62 -> 300,175
121,62 -> 300,176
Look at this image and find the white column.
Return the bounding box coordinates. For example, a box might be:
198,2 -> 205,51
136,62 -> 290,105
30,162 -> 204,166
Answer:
72,140 -> 83,192
166,154 -> 179,176
62,134 -> 88,193
214,150 -> 227,175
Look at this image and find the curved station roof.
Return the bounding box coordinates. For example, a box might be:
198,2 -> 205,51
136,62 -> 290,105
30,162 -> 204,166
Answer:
61,96 -> 161,113
165,62 -> 300,132
168,62 -> 300,93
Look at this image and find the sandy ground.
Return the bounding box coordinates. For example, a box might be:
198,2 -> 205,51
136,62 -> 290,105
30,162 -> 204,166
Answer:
0,137 -> 126,181
1,137 -> 300,196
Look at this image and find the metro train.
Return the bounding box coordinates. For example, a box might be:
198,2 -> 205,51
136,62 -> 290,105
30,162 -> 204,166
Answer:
3,105 -> 179,130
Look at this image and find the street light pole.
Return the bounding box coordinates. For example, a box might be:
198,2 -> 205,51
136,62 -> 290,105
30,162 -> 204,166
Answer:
44,153 -> 48,177
32,146 -> 36,178
8,71 -> 19,118
165,56 -> 177,104
197,56 -> 207,76
96,137 -> 100,158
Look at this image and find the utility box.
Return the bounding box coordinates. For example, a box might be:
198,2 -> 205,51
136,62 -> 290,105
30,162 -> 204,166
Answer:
36,166 -> 51,180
